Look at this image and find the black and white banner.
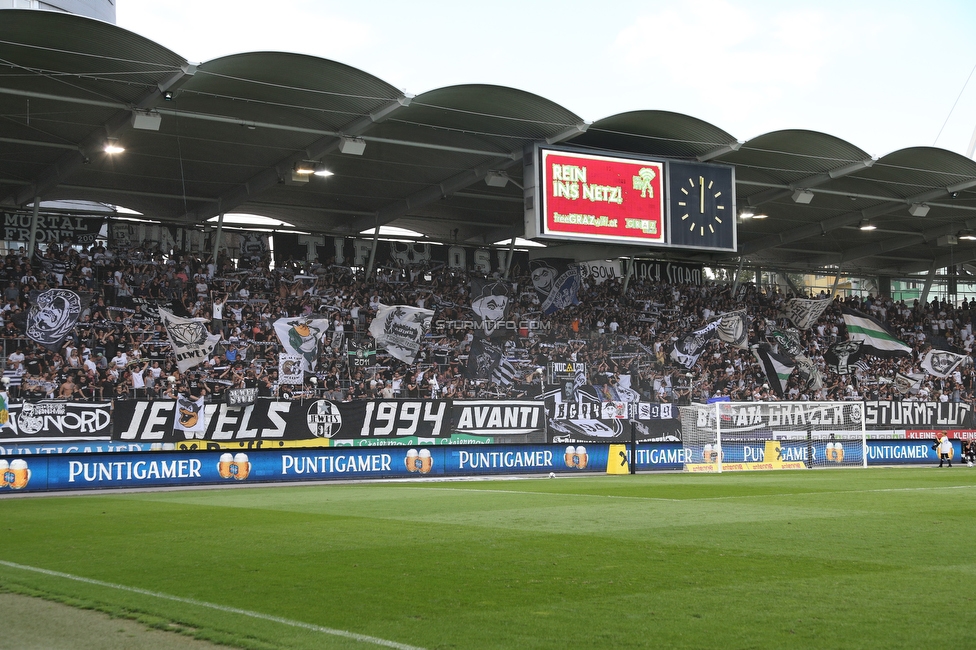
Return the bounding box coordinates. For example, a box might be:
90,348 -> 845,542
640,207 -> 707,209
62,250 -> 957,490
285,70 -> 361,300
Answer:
825,340 -> 864,375
278,354 -> 304,385
670,320 -> 720,368
227,387 -> 258,407
466,338 -> 503,381
894,372 -> 923,395
0,401 -> 112,440
26,289 -> 87,351
863,401 -> 974,428
794,355 -> 823,391
239,232 -> 269,261
468,278 -> 513,338
450,400 -> 546,436
273,234 -> 530,274
547,400 -> 681,444
368,304 -> 434,363
920,349 -> 969,378
782,298 -> 832,330
2,212 -> 103,245
159,307 -> 220,372
529,259 -> 580,315
630,260 -> 704,285
116,399 -> 453,445
713,310 -> 750,349
577,260 -> 623,285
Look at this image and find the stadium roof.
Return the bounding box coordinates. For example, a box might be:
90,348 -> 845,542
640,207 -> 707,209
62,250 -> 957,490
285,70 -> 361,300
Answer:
3,9 -> 976,278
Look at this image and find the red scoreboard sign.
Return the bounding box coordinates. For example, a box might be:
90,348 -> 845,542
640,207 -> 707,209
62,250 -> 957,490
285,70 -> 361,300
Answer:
534,149 -> 666,245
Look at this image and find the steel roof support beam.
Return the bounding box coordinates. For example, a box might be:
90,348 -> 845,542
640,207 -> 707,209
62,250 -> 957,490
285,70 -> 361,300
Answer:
467,224 -> 521,246
3,65 -> 197,207
190,94 -> 413,222
743,157 -> 876,207
887,249 -> 976,277
740,178 -> 976,257
806,188 -> 976,267
736,179 -> 976,213
347,157 -> 519,234
697,140 -> 743,162
349,123 -> 588,234
0,87 -> 510,162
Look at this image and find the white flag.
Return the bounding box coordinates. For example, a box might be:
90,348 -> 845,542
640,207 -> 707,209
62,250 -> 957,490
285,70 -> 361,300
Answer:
158,307 -> 220,372
278,353 -> 305,385
921,349 -> 969,378
369,304 -> 433,364
273,317 -> 331,372
174,395 -> 206,437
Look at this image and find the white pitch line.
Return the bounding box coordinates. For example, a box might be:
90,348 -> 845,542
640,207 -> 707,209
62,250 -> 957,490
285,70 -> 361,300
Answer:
0,560 -> 425,650
406,482 -> 976,503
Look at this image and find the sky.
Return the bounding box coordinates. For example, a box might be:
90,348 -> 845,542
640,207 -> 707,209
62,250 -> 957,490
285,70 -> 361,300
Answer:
115,0 -> 976,160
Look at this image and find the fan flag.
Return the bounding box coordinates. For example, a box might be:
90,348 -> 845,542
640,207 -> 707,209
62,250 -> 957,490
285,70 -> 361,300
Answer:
25,289 -> 89,352
770,328 -> 803,358
491,357 -> 517,386
824,340 -> 865,375
173,395 -> 206,436
920,349 -> 969,378
751,343 -> 795,397
711,310 -> 750,349
528,259 -> 580,315
159,307 -> 220,372
894,372 -> 923,395
782,298 -> 832,330
469,278 -> 513,338
841,307 -> 911,357
794,354 -> 823,391
273,316 -> 332,372
670,320 -> 720,369
368,304 -> 433,364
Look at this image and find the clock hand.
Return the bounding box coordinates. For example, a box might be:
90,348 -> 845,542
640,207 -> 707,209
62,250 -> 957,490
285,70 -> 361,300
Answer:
699,176 -> 705,214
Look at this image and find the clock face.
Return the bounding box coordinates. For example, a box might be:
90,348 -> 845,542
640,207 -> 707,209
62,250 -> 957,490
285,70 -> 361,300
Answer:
668,162 -> 736,251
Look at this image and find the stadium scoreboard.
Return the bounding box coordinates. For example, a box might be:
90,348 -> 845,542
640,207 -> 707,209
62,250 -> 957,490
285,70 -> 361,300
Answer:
523,144 -> 736,252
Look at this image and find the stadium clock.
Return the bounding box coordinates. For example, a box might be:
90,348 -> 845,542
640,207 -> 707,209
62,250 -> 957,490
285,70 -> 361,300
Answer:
668,161 -> 736,251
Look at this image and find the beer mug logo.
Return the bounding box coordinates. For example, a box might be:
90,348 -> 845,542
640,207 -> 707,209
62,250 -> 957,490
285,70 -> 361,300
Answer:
404,449 -> 432,474
564,445 -> 588,469
306,400 -> 342,438
2,458 -> 29,489
418,449 -> 432,474
703,444 -> 719,463
218,453 -> 250,479
218,452 -> 234,478
825,442 -> 844,463
231,453 -> 250,480
405,448 -> 420,472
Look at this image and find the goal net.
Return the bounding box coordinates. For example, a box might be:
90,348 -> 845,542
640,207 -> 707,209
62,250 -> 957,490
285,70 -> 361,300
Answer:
679,401 -> 867,472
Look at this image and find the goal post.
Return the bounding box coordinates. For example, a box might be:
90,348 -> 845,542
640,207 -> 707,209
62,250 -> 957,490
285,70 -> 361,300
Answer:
680,401 -> 868,472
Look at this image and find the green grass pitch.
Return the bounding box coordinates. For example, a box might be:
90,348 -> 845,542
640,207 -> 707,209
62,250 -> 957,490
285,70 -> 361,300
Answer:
1,468 -> 975,649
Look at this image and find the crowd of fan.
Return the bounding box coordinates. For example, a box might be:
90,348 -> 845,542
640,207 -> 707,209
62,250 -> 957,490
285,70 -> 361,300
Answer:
1,239 -> 974,407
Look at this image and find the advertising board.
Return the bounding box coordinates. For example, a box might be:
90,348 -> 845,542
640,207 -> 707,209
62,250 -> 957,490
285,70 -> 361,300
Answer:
527,147 -> 666,246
